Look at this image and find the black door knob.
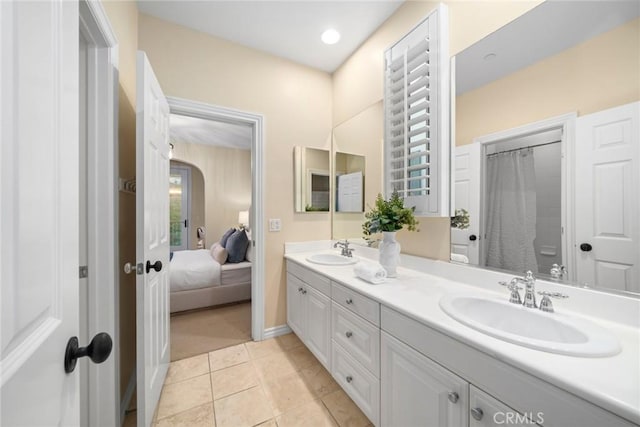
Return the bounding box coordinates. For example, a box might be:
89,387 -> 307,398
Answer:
580,243 -> 593,252
64,332 -> 113,373
146,260 -> 163,273
469,234 -> 477,241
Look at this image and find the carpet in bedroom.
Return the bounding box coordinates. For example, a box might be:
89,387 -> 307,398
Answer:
170,301 -> 251,361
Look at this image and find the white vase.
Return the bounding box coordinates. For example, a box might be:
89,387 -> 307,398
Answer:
379,231 -> 401,278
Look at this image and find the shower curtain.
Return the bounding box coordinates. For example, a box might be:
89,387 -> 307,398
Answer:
485,149 -> 538,273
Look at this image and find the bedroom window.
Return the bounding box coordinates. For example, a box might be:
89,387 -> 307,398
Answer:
383,4 -> 450,216
170,165 -> 191,251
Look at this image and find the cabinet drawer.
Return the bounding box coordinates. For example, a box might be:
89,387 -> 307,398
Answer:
332,342 -> 380,426
332,303 -> 380,377
287,260 -> 331,295
332,282 -> 380,326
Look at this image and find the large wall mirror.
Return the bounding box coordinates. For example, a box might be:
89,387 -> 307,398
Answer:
294,146 -> 331,212
451,1 -> 639,295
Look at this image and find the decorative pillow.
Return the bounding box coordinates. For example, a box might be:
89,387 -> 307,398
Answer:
220,228 -> 236,248
211,245 -> 228,265
210,242 -> 221,258
245,243 -> 254,263
226,229 -> 250,263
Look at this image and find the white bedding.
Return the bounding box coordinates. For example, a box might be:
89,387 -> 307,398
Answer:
170,249 -> 221,292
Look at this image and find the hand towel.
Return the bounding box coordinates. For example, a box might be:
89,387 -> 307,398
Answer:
354,261 -> 387,284
451,253 -> 470,264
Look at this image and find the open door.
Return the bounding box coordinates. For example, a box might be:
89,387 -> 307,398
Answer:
450,143 -> 481,265
575,102 -> 639,292
1,1 -> 82,424
136,51 -> 171,427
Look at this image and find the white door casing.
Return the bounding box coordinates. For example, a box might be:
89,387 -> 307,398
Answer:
136,51 -> 171,427
1,1 -> 80,425
450,143 -> 481,264
575,102 -> 639,292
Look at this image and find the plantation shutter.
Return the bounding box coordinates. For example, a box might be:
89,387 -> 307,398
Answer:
384,5 -> 449,216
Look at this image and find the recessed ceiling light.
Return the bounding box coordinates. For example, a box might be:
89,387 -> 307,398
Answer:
321,29 -> 340,45
483,53 -> 497,61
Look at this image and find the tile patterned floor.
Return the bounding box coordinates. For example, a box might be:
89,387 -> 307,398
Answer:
124,333 -> 372,427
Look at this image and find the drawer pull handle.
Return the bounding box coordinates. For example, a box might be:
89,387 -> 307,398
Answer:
346,375 -> 353,383
301,289 -> 307,295
346,298 -> 353,305
447,391 -> 459,403
470,408 -> 484,421
345,331 -> 353,338
298,287 -> 303,293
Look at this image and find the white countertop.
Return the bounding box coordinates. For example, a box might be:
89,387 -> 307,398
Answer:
284,244 -> 640,425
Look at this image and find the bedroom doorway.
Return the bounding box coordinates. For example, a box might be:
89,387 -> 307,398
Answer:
165,98 -> 264,361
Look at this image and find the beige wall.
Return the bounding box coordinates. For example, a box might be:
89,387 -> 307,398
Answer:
101,0 -> 138,402
331,0 -> 542,260
456,17 -> 640,146
138,14 -> 333,328
170,160 -> 206,249
172,144 -> 252,246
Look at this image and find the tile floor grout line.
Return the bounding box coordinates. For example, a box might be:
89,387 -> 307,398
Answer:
155,401 -> 215,424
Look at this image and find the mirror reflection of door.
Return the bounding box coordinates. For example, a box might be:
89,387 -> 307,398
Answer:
170,165 -> 191,251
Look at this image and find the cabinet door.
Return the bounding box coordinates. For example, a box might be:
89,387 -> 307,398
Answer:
381,332 -> 468,427
286,273 -> 306,338
469,386 -> 540,427
305,285 -> 332,369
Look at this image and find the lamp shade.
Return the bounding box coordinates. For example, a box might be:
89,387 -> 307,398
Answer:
238,210 -> 249,227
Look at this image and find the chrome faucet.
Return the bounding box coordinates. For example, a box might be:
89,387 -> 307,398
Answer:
502,271 -> 537,308
550,264 -> 566,281
334,240 -> 354,257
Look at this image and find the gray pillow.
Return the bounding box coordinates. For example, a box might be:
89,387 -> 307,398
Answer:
226,229 -> 249,263
220,228 -> 236,248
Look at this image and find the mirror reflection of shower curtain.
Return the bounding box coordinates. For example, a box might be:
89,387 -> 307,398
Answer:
485,149 -> 538,273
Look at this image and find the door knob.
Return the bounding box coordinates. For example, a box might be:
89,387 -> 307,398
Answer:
64,332 -> 113,373
146,260 -> 163,273
470,407 -> 484,421
579,243 -> 593,252
447,391 -> 459,403
469,234 -> 477,241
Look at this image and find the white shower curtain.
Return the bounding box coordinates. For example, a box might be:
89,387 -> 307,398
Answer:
485,149 -> 538,273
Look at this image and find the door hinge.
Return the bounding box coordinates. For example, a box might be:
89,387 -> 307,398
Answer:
136,263 -> 144,275
79,266 -> 88,279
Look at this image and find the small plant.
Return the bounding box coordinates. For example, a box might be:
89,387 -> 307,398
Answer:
451,208 -> 470,230
362,191 -> 419,238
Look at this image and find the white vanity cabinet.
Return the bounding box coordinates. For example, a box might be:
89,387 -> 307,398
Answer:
286,262 -> 331,369
285,259 -> 636,427
381,332 -> 468,427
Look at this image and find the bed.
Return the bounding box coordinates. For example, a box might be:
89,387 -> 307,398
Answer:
169,247 -> 251,313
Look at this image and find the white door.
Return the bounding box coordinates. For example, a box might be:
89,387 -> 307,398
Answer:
136,51 -> 171,427
381,332 -> 468,427
575,102 -> 639,292
450,143 -> 481,264
469,386 -> 537,427
337,171 -> 363,212
286,273 -> 306,338
1,1 -> 81,425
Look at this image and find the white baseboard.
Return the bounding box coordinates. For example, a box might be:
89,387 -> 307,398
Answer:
262,324 -> 292,340
120,369 -> 136,426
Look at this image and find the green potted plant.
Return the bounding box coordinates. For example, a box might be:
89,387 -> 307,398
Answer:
363,191 -> 418,277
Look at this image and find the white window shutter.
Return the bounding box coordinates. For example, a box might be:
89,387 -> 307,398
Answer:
384,4 -> 449,216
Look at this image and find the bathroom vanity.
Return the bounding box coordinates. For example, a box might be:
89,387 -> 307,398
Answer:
284,243 -> 639,427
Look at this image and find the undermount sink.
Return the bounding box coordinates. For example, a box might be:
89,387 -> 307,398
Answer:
439,295 -> 621,357
306,253 -> 358,266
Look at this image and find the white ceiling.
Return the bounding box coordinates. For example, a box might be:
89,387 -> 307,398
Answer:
456,0 -> 640,95
170,114 -> 252,150
137,1 -> 403,73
